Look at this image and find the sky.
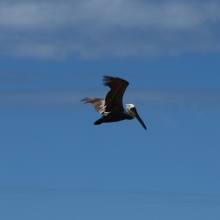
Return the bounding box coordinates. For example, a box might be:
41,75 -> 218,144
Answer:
0,0 -> 220,219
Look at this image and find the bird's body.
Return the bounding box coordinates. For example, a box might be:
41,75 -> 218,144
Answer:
94,110 -> 134,125
81,76 -> 147,130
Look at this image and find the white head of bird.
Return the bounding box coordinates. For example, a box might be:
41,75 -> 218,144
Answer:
126,104 -> 136,118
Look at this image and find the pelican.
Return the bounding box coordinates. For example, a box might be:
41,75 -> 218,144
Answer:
81,76 -> 147,130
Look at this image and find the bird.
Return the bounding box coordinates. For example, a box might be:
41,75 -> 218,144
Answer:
81,76 -> 147,130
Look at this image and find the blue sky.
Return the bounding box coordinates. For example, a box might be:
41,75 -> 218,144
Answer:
1,0 -> 220,219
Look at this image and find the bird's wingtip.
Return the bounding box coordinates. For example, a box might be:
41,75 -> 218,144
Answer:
80,97 -> 89,104
103,76 -> 115,85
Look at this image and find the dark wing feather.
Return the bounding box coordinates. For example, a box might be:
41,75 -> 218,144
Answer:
103,76 -> 129,113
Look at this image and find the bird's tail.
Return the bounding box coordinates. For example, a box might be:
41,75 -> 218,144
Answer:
94,115 -> 106,125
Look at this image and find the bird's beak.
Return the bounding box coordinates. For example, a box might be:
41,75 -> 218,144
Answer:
133,108 -> 147,130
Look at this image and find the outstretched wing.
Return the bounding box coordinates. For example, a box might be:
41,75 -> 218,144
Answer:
103,76 -> 129,113
81,98 -> 106,115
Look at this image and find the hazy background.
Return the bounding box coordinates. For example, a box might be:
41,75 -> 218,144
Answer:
1,0 -> 220,219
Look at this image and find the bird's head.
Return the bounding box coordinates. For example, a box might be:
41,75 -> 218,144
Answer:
126,104 -> 136,117
126,104 -> 147,130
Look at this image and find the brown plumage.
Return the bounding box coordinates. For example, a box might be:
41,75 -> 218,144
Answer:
81,98 -> 105,114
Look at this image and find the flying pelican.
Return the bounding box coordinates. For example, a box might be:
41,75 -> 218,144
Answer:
81,76 -> 147,130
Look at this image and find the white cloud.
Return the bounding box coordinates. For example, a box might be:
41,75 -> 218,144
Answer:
0,0 -> 220,59
1,0 -> 219,30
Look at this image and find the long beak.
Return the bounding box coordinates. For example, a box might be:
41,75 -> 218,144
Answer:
133,108 -> 147,130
